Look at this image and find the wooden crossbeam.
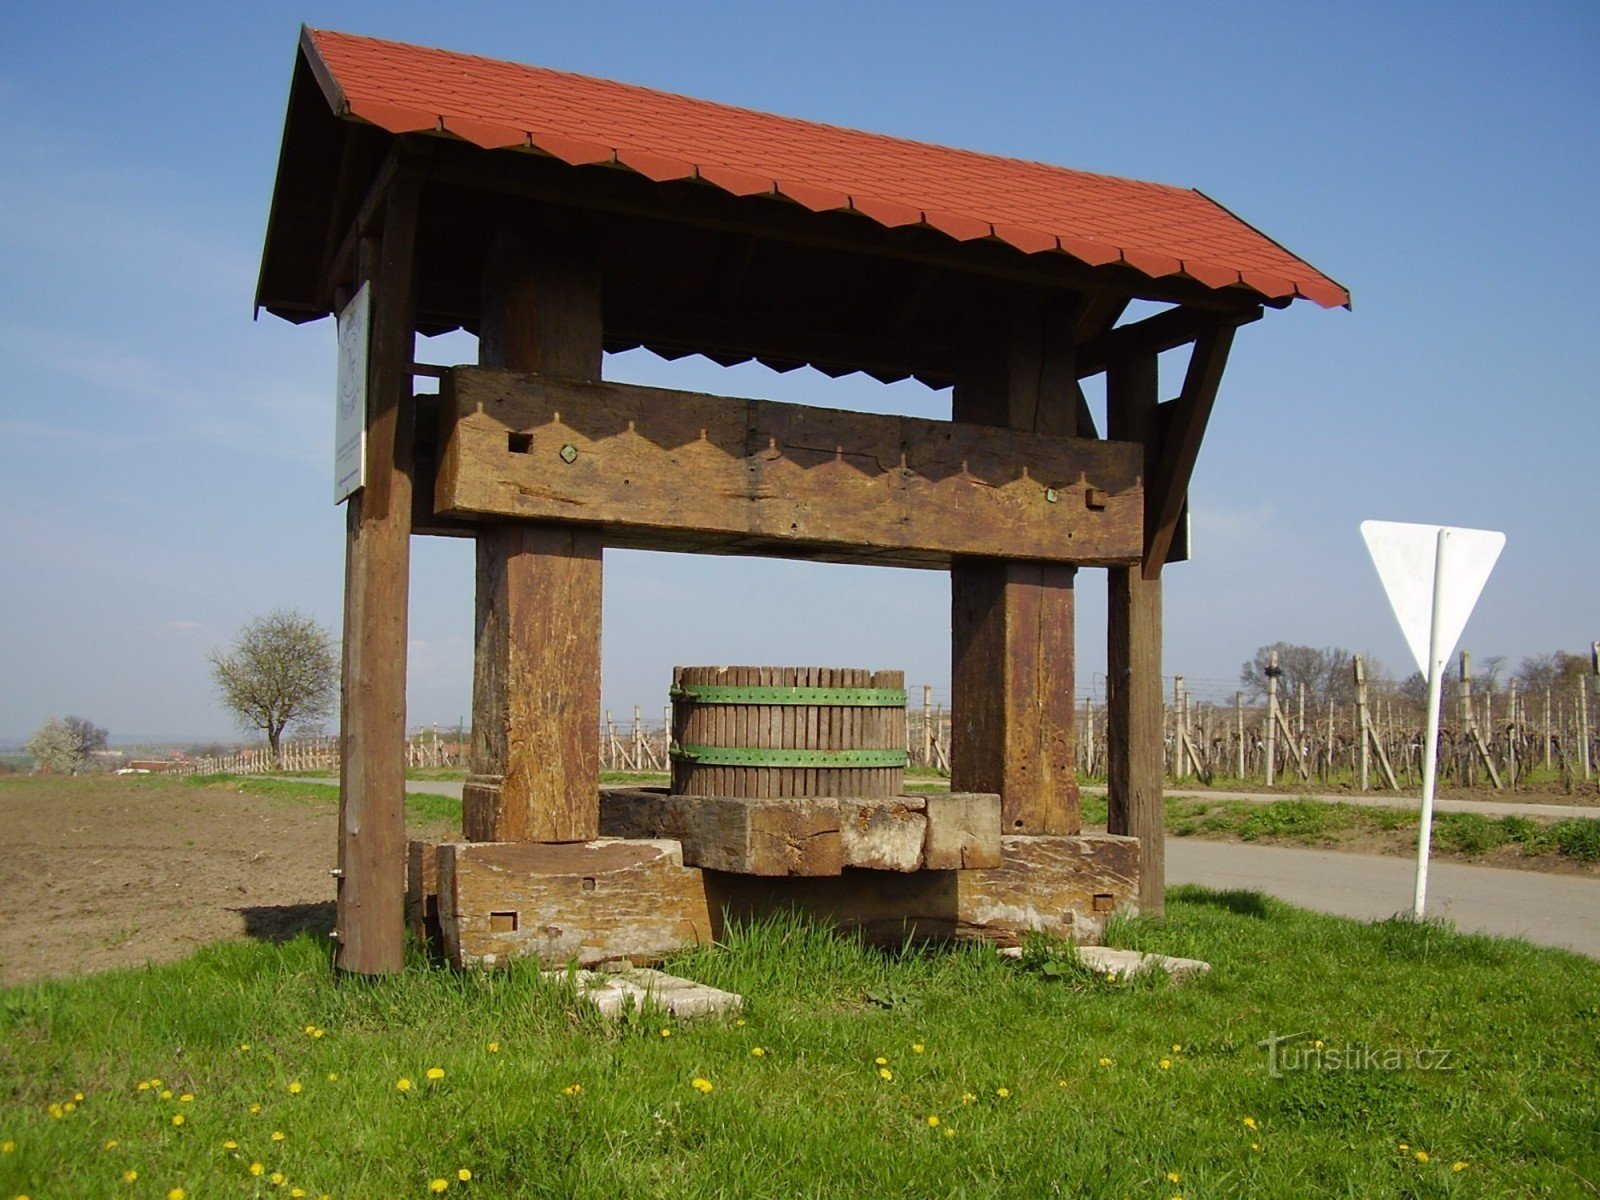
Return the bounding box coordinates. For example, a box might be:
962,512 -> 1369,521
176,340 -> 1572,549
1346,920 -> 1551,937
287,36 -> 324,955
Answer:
1076,304 -> 1259,379
433,369 -> 1145,568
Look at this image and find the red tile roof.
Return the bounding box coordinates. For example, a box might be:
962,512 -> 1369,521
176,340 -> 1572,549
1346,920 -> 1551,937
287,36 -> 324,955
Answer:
302,28 -> 1348,309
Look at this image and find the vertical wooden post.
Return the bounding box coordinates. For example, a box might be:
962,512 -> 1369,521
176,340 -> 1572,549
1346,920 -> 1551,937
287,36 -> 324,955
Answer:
1235,691 -> 1245,780
1265,651 -> 1279,787
1106,348 -> 1163,914
336,171 -> 421,976
951,308 -> 1080,835
1354,656 -> 1371,792
464,227 -> 604,843
1580,675 -> 1592,781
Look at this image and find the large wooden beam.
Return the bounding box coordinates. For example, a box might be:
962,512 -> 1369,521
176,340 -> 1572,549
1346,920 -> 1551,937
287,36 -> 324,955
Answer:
1144,325 -> 1236,576
950,312 -> 1081,835
1076,303 -> 1259,379
466,230 -> 603,843
1105,349 -> 1164,916
435,370 -> 1144,568
335,171 -> 420,975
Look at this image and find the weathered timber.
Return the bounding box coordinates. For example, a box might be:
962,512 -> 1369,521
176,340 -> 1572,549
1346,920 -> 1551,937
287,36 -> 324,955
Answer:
468,230 -> 603,842
437,839 -> 716,968
1144,325 -> 1235,574
949,318 -> 1081,834
599,788 -> 844,876
428,832 -> 1141,967
405,839 -> 440,946
335,172 -> 420,976
839,797 -> 928,872
922,791 -> 1003,869
434,368 -> 1144,568
1106,349 -> 1165,916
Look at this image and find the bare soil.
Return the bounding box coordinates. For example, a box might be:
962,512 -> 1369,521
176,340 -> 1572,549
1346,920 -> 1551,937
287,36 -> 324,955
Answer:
0,775 -> 449,989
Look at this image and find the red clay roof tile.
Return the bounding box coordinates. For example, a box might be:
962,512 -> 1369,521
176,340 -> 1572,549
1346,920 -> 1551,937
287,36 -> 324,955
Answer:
303,28 -> 1347,308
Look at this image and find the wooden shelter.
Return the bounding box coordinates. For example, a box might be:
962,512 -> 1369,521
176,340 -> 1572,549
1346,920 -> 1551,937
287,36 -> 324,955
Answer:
257,28 -> 1347,974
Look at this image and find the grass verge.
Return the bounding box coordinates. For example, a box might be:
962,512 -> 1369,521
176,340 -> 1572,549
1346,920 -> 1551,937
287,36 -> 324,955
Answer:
3,896 -> 1597,1197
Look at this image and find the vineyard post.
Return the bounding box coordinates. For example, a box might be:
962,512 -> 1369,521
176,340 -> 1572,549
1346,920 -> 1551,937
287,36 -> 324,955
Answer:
1265,650 -> 1280,786
1235,691 -> 1245,779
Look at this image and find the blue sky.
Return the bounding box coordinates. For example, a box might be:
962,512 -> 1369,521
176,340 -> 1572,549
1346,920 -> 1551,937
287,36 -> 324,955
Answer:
2,1 -> 1596,742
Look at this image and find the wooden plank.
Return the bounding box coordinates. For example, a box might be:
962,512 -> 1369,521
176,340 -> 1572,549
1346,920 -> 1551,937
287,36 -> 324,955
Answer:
922,792 -> 1003,869
1144,326 -> 1235,575
599,788 -> 844,876
1105,349 -> 1164,917
467,229 -> 604,843
434,369 -> 1144,568
437,839 -> 716,968
335,172 -> 420,976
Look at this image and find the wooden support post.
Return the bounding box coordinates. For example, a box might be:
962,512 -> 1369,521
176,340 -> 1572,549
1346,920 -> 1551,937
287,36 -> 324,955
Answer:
336,169 -> 421,975
950,308 -> 1081,835
465,228 -> 603,843
1265,651 -> 1279,787
1235,691 -> 1245,780
1106,348 -> 1163,915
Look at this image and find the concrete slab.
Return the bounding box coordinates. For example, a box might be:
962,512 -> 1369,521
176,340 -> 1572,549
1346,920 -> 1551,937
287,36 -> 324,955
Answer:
547,967 -> 744,1019
999,943 -> 1211,983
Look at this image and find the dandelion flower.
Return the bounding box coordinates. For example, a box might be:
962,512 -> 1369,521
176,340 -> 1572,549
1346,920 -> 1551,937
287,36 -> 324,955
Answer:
912,1044 -> 925,1054
137,1082 -> 151,1092
878,1068 -> 893,1081
1452,1161 -> 1468,1172
1397,1144 -> 1409,1153
270,1172 -> 285,1186
430,1181 -> 449,1195
1167,1171 -> 1181,1183
291,1191 -> 307,1198
160,1090 -> 173,1100
1057,1079 -> 1069,1088
961,1092 -> 976,1104
691,1078 -> 714,1094
1,1141 -> 12,1153
1172,1044 -> 1183,1054
562,1084 -> 583,1097
287,1081 -> 302,1095
171,1113 -> 185,1126
874,1056 -> 888,1065
250,1163 -> 264,1176
151,1079 -> 163,1088
396,1078 -> 413,1092
487,1042 -> 500,1053
1251,1142 -> 1261,1152
272,1131 -> 286,1143
1242,1116 -> 1258,1131
1159,1058 -> 1172,1070
926,1115 -> 940,1127
179,1094 -> 194,1103
457,1169 -> 472,1181
123,1170 -> 138,1183
426,1067 -> 445,1081
734,1019 -> 746,1027
223,1140 -> 238,1151
249,1103 -> 263,1115
659,1028 -> 671,1038
996,1087 -> 1010,1098
1415,1150 -> 1430,1163
239,1044 -> 250,1053
304,1025 -> 316,1034
311,1028 -> 324,1039
326,1073 -> 339,1082
169,1189 -> 186,1200
750,1047 -> 766,1057
74,1092 -> 85,1102
1098,1057 -> 1113,1067
943,1127 -> 956,1138
104,1139 -> 119,1150
1105,972 -> 1118,983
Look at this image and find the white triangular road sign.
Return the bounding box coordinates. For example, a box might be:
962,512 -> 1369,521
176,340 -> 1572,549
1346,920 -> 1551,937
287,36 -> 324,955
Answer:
1360,520 -> 1504,676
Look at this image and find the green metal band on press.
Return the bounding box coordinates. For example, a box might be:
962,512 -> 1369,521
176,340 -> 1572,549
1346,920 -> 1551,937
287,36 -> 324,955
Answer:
669,685 -> 908,707
669,744 -> 908,768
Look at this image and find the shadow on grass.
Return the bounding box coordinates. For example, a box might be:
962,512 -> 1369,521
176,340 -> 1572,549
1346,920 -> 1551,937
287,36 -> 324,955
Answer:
1168,884 -> 1274,920
232,901 -> 335,943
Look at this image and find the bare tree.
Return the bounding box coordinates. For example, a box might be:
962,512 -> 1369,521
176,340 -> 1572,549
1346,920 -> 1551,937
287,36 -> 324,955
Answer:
1239,643 -> 1377,707
209,610 -> 338,764
63,716 -> 108,758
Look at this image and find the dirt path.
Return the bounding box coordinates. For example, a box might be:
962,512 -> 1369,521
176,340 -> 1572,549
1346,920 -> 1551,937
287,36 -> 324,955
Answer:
0,775 -> 446,989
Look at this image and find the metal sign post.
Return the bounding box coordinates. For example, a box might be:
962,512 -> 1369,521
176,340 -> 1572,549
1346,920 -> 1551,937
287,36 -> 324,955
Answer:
1361,520 -> 1504,918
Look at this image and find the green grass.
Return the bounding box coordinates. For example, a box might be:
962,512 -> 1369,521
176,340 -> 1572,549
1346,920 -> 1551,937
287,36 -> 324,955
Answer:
177,774 -> 460,829
3,896 -> 1597,1198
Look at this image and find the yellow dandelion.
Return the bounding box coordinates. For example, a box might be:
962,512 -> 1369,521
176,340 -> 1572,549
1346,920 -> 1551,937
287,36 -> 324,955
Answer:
487,1042 -> 500,1053
1098,1057 -> 1113,1067
874,1056 -> 888,1065
996,1087 -> 1011,1098
74,1092 -> 85,1102
750,1046 -> 766,1057
1251,1142 -> 1261,1151
1159,1058 -> 1172,1070
1313,1040 -> 1325,1050
171,1113 -> 185,1126
270,1172 -> 285,1186
926,1115 -> 940,1127
104,1139 -> 119,1150
48,1103 -> 63,1119
691,1078 -> 714,1094
160,1090 -> 172,1100
304,1025 -> 316,1034
272,1130 -> 286,1143
287,1081 -> 302,1095
562,1084 -> 583,1097
1452,1161 -> 1468,1172
1,1141 -> 12,1153
151,1079 -> 163,1088
179,1093 -> 194,1103
327,1073 -> 339,1082
62,1102 -> 77,1114
943,1127 -> 956,1138
1057,1079 -> 1069,1087
1172,1043 -> 1183,1054
123,1170 -> 138,1183
912,1043 -> 925,1054
659,1028 -> 671,1038
291,1191 -> 307,1198
1397,1143 -> 1409,1153
250,1163 -> 264,1177
457,1169 -> 472,1181
1167,1171 -> 1181,1183
426,1067 -> 445,1081
734,1019 -> 746,1027
1415,1150 -> 1430,1163
1106,972 -> 1118,983
223,1140 -> 238,1150
878,1068 -> 893,1081
248,1103 -> 263,1114
239,1044 -> 250,1053
961,1093 -> 976,1104
1242,1116 -> 1258,1131
396,1078 -> 413,1092
311,1028 -> 325,1039
430,1181 -> 449,1195
137,1082 -> 151,1092
169,1189 -> 186,1200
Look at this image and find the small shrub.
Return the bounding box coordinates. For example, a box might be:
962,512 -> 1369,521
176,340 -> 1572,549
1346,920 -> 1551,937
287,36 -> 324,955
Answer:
1553,819 -> 1600,863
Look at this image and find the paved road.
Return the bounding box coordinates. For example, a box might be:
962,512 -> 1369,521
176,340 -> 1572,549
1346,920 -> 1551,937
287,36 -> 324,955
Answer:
399,780 -> 1599,959
1082,783 -> 1600,821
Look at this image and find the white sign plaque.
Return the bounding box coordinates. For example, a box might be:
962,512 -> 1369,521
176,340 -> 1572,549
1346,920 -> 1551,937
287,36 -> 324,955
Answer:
334,282 -> 371,504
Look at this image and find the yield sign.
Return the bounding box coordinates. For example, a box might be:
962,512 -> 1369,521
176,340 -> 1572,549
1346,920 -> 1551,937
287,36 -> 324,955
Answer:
1360,521 -> 1505,677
